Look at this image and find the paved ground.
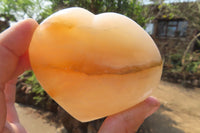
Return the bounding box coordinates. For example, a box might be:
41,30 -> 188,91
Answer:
15,104 -> 66,133
15,81 -> 200,133
140,81 -> 200,133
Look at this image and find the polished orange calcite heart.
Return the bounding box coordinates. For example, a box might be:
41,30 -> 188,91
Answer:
29,7 -> 162,122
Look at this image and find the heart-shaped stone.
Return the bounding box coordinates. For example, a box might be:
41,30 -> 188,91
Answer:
29,7 -> 162,122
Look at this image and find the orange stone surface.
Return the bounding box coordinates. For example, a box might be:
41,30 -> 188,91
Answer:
29,7 -> 162,122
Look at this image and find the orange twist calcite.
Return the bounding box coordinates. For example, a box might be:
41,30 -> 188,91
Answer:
29,7 -> 162,122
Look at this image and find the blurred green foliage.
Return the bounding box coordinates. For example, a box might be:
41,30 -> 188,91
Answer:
167,52 -> 200,74
183,52 -> 200,73
20,71 -> 46,105
185,61 -> 200,73
0,0 -> 52,25
170,53 -> 182,66
48,0 -> 150,27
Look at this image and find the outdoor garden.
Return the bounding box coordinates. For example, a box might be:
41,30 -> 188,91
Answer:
0,0 -> 200,133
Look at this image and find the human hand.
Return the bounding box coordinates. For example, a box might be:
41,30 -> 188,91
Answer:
98,96 -> 160,133
0,19 -> 38,133
0,19 -> 160,133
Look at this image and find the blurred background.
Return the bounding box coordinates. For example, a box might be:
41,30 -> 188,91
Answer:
0,0 -> 200,133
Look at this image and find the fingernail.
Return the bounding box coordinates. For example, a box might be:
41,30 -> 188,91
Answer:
145,97 -> 160,106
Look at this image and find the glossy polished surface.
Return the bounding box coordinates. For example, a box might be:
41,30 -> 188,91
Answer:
29,7 -> 162,122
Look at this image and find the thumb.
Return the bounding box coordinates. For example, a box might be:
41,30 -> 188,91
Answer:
98,97 -> 160,133
0,19 -> 38,84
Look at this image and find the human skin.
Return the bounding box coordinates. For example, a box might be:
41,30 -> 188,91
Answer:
0,19 -> 160,133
